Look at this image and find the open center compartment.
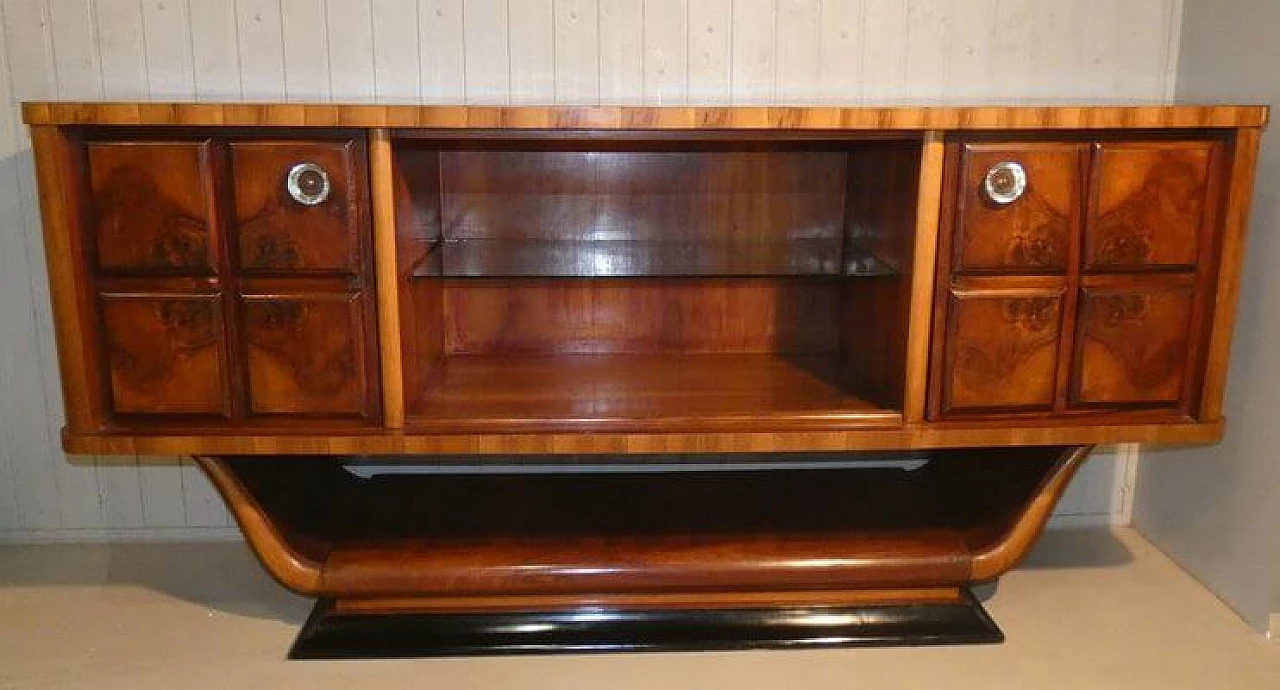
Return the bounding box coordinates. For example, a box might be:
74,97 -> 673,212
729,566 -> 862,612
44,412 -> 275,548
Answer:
391,132 -> 923,433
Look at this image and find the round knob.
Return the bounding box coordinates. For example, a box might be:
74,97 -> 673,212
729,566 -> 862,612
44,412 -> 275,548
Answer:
982,161 -> 1027,205
286,162 -> 331,206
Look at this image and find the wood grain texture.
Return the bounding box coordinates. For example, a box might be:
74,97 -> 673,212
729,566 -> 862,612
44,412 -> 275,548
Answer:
21,103 -> 1270,129
241,293 -> 370,416
99,293 -> 228,415
62,420 -> 1222,456
369,130 -> 404,428
30,126 -> 106,433
408,354 -> 900,433
902,133 -> 945,423
230,139 -> 364,273
1072,276 -> 1196,406
940,280 -> 1066,414
439,278 -> 842,356
953,143 -> 1085,273
86,140 -> 217,273
1199,128 -> 1264,421
1086,141 -> 1216,270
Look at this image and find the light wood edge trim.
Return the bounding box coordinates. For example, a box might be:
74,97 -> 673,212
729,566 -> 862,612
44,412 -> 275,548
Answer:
30,126 -> 99,432
903,131 -> 946,422
333,587 -> 964,615
1199,127 -> 1263,421
191,456 -> 324,594
62,421 -> 1222,456
369,129 -> 405,427
969,446 -> 1092,582
20,103 -> 1271,129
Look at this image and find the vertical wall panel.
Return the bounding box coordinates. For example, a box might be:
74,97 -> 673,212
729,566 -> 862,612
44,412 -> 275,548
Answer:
0,0 -> 1185,540
554,0 -> 599,104
508,0 -> 553,104
598,0 -> 643,103
371,0 -> 421,100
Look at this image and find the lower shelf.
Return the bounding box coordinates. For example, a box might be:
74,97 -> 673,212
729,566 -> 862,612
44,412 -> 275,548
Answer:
289,589 -> 1002,659
195,446 -> 1089,656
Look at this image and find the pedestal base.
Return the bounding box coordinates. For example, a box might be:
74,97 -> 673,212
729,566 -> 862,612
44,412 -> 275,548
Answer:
288,589 -> 1003,659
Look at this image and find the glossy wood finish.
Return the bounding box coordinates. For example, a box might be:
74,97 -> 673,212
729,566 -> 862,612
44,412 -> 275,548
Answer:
939,279 -> 1066,414
62,419 -> 1222,456
231,140 -> 363,273
87,141 -> 217,273
953,143 -> 1085,273
1072,276 -> 1197,406
242,293 -> 371,416
1200,128 -> 1264,420
369,129 -> 405,428
932,133 -> 1232,421
194,447 -> 1086,600
409,354 -> 900,433
100,293 -> 228,415
22,102 -> 1269,130
1086,142 -> 1214,270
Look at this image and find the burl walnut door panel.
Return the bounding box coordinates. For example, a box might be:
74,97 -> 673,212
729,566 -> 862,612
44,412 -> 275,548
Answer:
953,143 -> 1086,273
938,280 -> 1066,415
1071,276 -> 1197,407
230,140 -> 365,273
241,292 -> 373,417
1085,141 -> 1217,271
99,293 -> 229,415
87,141 -> 217,273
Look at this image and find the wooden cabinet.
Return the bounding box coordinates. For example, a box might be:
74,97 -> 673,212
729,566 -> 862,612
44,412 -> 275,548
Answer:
22,103 -> 1266,656
931,136 -> 1228,420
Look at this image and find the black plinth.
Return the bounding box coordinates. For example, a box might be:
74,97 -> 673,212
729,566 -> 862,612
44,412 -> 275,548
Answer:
288,589 -> 1002,659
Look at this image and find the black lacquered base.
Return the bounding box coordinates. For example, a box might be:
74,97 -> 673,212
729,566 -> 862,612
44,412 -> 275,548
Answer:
288,590 -> 1003,659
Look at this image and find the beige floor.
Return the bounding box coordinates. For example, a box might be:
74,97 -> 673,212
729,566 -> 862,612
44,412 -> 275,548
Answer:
0,528 -> 1277,689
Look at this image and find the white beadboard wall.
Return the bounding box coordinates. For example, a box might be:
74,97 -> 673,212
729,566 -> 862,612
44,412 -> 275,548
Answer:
0,0 -> 1179,542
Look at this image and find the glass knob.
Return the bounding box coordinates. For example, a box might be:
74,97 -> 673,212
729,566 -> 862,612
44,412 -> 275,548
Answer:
286,162 -> 331,206
982,161 -> 1027,205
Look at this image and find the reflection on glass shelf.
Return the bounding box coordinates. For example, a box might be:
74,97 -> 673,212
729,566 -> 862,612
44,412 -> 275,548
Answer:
411,239 -> 896,278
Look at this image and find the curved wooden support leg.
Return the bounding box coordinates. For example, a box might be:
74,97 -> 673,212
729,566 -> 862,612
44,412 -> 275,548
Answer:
968,445 -> 1092,581
194,455 -> 325,595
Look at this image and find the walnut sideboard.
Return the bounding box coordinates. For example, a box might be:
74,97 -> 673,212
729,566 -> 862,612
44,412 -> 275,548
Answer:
22,102 -> 1268,657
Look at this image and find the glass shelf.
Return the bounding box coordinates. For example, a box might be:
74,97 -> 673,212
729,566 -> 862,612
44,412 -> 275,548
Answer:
410,238 -> 896,279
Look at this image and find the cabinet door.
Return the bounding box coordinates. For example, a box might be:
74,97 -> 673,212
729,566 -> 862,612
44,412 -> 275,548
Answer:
953,143 -> 1085,273
100,293 -> 229,415
88,141 -> 216,273
1085,142 -> 1216,271
1071,277 -> 1196,407
241,292 -> 374,416
231,140 -> 365,273
938,280 -> 1066,415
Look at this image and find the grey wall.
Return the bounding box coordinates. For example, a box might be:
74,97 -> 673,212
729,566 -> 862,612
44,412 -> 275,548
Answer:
1132,0 -> 1280,633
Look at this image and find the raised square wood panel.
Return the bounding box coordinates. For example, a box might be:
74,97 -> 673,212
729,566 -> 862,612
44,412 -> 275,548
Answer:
952,143 -> 1086,274
87,140 -> 216,273
99,292 -> 228,415
241,292 -> 371,416
231,140 -> 364,273
939,281 -> 1065,414
1071,276 -> 1197,407
1086,141 -> 1216,271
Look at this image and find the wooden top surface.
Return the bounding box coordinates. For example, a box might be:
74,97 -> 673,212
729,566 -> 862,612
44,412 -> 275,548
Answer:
22,102 -> 1269,130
